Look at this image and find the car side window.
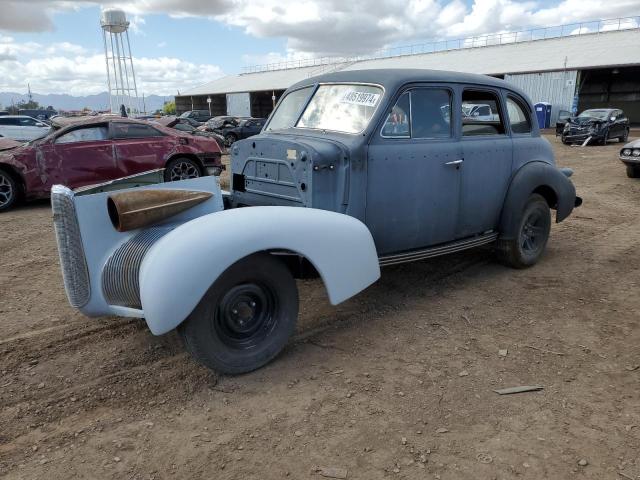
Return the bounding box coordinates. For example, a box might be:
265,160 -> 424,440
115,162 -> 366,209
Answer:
55,126 -> 109,144
112,123 -> 164,139
506,96 -> 532,134
381,92 -> 410,138
461,89 -> 505,136
18,118 -> 38,126
410,89 -> 452,138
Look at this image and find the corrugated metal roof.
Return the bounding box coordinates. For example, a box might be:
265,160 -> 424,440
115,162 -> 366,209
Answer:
181,29 -> 640,97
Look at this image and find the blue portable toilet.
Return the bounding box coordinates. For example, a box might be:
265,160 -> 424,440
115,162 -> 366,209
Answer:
534,102 -> 552,129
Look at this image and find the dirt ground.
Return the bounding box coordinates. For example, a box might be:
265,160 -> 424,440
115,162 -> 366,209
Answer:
1,133 -> 639,480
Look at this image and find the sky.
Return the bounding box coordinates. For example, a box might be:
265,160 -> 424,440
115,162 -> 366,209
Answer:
0,0 -> 639,97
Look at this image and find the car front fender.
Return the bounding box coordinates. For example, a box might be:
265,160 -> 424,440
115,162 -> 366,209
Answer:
499,161 -> 578,240
139,206 -> 381,335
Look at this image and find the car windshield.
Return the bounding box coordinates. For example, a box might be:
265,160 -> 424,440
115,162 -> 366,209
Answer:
578,110 -> 609,120
266,84 -> 383,134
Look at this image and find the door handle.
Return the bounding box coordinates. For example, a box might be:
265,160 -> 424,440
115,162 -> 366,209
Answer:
445,159 -> 464,166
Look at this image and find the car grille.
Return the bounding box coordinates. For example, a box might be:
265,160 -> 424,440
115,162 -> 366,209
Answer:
51,185 -> 91,308
102,226 -> 173,309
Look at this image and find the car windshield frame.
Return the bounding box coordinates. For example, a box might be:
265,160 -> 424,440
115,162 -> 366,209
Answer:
265,82 -> 385,135
578,110 -> 610,120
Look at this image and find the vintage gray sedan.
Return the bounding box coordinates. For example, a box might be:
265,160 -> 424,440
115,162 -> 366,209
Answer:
52,69 -> 581,374
619,139 -> 640,178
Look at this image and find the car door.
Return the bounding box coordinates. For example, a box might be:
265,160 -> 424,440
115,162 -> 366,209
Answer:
110,122 -> 170,176
38,124 -> 118,189
366,86 -> 462,255
16,117 -> 48,141
456,87 -> 513,238
241,120 -> 261,139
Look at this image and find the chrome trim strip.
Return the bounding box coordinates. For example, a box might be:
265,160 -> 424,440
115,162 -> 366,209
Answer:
51,185 -> 91,308
379,232 -> 498,266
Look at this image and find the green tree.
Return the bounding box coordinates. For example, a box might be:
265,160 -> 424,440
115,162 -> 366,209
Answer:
163,101 -> 176,115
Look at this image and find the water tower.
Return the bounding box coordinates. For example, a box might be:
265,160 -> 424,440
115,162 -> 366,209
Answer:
101,8 -> 141,114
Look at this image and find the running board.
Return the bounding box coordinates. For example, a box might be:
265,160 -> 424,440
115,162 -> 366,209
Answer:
378,232 -> 499,267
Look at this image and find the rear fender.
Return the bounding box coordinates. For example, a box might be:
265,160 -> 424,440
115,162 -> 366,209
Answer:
139,206 -> 381,335
499,161 -> 577,240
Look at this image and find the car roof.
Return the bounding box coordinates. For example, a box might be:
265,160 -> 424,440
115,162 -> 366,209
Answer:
289,68 -> 523,96
2,115 -> 38,119
50,115 -> 152,129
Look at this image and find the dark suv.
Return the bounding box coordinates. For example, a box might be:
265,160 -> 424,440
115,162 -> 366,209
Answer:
179,110 -> 213,123
212,117 -> 266,146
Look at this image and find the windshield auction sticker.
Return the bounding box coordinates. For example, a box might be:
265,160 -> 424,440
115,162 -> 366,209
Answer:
341,91 -> 381,107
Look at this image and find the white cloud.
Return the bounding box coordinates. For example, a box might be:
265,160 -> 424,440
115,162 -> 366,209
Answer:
0,36 -> 223,96
0,0 -> 639,94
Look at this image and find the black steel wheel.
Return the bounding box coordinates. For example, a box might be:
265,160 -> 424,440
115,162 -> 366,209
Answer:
496,193 -> 551,269
179,253 -> 298,374
164,157 -> 201,182
0,168 -> 18,212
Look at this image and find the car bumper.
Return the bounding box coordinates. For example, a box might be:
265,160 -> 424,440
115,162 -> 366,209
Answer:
620,155 -> 640,166
562,131 -> 604,143
198,152 -> 225,176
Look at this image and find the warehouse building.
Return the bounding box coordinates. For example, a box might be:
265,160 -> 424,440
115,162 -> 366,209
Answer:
177,18 -> 640,125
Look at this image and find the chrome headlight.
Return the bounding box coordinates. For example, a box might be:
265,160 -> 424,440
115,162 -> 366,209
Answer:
622,148 -> 632,156
633,149 -> 640,157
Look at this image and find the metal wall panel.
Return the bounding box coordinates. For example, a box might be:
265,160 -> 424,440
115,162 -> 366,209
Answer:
504,70 -> 578,125
226,92 -> 251,117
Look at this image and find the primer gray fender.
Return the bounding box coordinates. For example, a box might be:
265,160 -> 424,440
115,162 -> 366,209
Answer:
139,206 -> 381,335
498,161 -> 577,240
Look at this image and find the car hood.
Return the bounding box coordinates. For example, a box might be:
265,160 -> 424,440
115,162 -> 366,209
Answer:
568,116 -> 606,126
622,138 -> 640,149
0,137 -> 24,151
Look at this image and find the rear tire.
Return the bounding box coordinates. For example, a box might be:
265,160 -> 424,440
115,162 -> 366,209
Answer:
496,193 -> 551,269
0,168 -> 18,212
626,165 -> 640,178
179,253 -> 299,374
164,157 -> 202,182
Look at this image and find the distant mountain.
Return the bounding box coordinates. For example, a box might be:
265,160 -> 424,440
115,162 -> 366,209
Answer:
0,91 -> 172,113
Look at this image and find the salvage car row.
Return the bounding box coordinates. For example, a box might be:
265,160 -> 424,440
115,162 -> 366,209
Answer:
0,116 -> 224,211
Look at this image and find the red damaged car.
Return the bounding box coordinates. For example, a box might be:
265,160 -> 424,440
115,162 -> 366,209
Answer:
0,116 -> 224,212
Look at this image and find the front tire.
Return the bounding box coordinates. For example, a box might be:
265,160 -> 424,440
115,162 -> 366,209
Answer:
496,193 -> 551,269
179,253 -> 299,374
164,157 -> 202,182
626,165 -> 640,178
620,129 -> 629,143
0,168 -> 18,212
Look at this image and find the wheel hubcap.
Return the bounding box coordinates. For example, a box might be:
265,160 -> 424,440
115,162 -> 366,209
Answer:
0,174 -> 14,208
214,283 -> 277,349
520,211 -> 545,254
169,162 -> 199,181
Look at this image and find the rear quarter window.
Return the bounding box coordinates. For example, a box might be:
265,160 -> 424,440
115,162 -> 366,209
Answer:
111,123 -> 164,139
